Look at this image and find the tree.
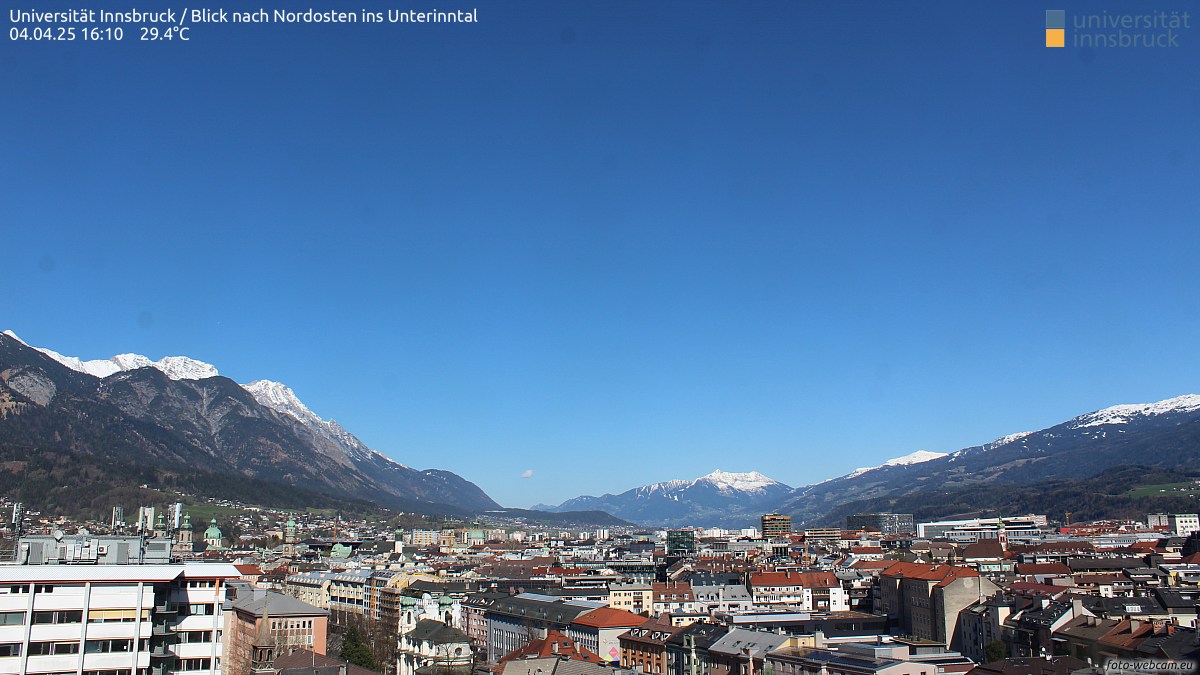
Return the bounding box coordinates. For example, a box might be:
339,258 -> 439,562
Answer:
341,620 -> 380,672
984,640 -> 1008,663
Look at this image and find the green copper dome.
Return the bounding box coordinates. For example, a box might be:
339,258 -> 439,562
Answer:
203,518 -> 222,540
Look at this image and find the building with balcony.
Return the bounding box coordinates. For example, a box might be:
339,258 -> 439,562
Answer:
0,562 -> 239,675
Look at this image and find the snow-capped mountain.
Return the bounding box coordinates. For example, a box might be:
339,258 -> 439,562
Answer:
3,330 -> 219,381
0,330 -> 500,514
243,380 -> 397,467
3,331 -> 394,469
1068,395 -> 1200,429
550,470 -> 793,527
776,393 -> 1200,525
848,450 -> 948,478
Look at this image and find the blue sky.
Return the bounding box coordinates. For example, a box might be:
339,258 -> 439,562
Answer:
3,1 -> 1198,508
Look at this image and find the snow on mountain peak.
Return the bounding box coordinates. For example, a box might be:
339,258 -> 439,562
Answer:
849,450 -> 948,478
4,332 -> 219,381
1070,394 -> 1200,429
697,470 -> 781,493
153,356 -> 219,380
244,380 -> 319,424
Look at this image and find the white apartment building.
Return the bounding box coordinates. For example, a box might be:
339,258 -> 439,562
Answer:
1148,514 -> 1200,536
0,563 -> 240,675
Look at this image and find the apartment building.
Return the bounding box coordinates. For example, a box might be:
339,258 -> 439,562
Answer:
746,571 -> 848,612
609,583 -> 653,615
0,563 -> 239,675
223,587 -> 329,675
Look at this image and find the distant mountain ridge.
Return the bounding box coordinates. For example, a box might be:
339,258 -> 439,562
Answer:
544,470 -> 793,527
547,394 -> 1200,527
782,393 -> 1200,525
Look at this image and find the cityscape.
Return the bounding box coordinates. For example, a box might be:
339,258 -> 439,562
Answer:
4,1 -> 1197,675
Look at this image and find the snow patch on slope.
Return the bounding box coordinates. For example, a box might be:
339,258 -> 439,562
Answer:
849,450 -> 949,478
1069,395 -> 1200,429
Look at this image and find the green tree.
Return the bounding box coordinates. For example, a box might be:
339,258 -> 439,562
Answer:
984,640 -> 1008,663
340,621 -> 379,671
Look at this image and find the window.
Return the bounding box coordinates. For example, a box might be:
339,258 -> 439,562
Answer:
85,639 -> 135,654
0,612 -> 24,626
0,643 -> 21,657
7,585 -> 29,594
32,610 -> 83,624
88,608 -> 139,623
185,603 -> 214,616
180,631 -> 214,644
28,641 -> 81,655
34,584 -> 55,593
179,658 -> 212,671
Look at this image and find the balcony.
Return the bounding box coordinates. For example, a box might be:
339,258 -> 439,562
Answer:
153,602 -> 178,616
149,645 -> 178,660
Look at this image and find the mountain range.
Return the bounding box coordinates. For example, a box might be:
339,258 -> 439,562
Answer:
544,395 -> 1200,527
6,330 -> 1200,529
0,331 -> 626,526
535,470 -> 793,527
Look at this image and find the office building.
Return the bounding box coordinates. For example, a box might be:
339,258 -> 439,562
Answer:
845,513 -> 915,536
761,514 -> 793,539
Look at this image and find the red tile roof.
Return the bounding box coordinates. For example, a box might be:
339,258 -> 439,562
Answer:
572,607 -> 646,629
879,561 -> 981,587
498,630 -> 601,664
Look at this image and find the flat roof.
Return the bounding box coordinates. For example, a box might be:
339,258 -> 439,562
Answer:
0,563 -> 242,583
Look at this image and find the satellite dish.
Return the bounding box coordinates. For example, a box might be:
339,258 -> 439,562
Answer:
53,530 -> 64,541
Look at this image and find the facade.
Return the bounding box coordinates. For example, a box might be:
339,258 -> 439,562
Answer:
0,562 -> 239,675
609,584 -> 653,615
746,572 -> 848,612
396,619 -> 472,675
761,515 -> 792,539
223,587 -> 329,675
874,561 -> 999,649
666,532 -> 696,556
620,615 -> 682,675
845,514 -> 915,536
481,593 -> 603,662
567,607 -> 645,663
1148,514 -> 1200,537
664,622 -> 726,675
916,517 -> 1046,542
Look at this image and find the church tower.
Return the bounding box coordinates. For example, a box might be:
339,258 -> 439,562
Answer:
283,515 -> 297,556
176,512 -> 193,548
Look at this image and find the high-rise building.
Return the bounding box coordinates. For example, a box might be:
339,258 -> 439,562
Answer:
845,512 -> 915,535
665,530 -> 696,555
761,514 -> 792,539
0,562 -> 240,675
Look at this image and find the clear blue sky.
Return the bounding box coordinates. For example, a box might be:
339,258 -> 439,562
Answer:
3,0 -> 1198,508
